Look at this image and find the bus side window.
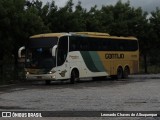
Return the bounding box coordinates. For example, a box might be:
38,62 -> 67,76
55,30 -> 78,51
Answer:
70,36 -> 77,51
104,39 -> 109,51
71,41 -> 76,51
118,41 -> 124,51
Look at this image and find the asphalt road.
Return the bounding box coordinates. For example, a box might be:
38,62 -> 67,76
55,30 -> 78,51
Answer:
0,74 -> 160,119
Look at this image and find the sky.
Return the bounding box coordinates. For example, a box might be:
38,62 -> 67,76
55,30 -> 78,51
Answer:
40,0 -> 160,12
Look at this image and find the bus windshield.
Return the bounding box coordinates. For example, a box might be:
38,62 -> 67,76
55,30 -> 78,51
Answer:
25,37 -> 58,70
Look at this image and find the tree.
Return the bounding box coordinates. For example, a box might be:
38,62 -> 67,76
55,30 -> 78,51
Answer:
71,1 -> 87,31
85,5 -> 104,32
149,8 -> 160,66
47,0 -> 74,32
0,0 -> 50,82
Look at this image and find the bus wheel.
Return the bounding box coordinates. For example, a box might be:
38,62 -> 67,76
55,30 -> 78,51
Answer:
70,69 -> 79,84
117,66 -> 123,79
45,80 -> 51,85
123,66 -> 130,79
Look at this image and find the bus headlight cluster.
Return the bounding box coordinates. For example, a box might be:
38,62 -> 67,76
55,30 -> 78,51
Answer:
48,71 -> 52,74
48,70 -> 56,74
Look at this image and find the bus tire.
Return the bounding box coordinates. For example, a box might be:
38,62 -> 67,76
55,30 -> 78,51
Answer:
123,66 -> 130,79
45,80 -> 51,85
117,66 -> 123,79
70,69 -> 79,84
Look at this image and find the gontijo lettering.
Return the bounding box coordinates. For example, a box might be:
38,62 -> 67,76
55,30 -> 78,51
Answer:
105,53 -> 124,59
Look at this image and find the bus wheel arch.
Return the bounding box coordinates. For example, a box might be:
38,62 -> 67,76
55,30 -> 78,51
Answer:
117,66 -> 123,79
123,66 -> 130,79
70,68 -> 79,84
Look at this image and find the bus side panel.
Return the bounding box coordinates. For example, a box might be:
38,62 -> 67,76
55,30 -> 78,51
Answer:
68,51 -> 88,78
68,51 -> 108,78
97,51 -> 139,76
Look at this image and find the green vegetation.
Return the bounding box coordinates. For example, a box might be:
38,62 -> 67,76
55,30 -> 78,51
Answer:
0,0 -> 160,84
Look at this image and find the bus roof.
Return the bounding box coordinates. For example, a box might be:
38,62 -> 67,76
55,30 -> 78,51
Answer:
73,32 -> 110,36
30,32 -> 137,40
30,33 -> 68,38
71,32 -> 137,40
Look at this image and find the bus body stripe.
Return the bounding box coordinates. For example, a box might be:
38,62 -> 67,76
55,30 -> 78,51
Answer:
89,51 -> 105,72
80,51 -> 105,72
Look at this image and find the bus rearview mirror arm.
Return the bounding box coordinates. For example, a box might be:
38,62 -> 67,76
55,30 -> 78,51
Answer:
18,46 -> 25,58
52,45 -> 57,57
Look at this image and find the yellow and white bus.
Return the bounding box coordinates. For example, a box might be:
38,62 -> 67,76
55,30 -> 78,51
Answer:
18,32 -> 139,84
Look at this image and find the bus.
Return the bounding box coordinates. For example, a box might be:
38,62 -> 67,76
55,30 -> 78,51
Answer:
18,32 -> 139,84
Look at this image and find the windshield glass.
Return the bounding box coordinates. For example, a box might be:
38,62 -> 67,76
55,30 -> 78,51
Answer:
25,37 -> 58,70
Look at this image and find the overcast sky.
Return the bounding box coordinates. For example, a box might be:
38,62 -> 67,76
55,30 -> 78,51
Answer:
40,0 -> 160,12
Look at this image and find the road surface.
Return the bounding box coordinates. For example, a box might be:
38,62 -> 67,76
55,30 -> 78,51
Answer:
0,74 -> 160,119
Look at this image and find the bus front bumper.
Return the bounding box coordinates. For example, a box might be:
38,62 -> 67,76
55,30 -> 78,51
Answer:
26,74 -> 56,80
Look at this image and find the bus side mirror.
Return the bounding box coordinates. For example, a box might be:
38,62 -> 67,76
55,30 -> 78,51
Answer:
52,45 -> 57,57
18,46 -> 25,58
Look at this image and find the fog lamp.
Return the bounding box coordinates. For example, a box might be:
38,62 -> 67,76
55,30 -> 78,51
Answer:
26,72 -> 30,75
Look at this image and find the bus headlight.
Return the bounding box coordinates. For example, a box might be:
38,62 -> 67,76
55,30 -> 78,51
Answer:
48,71 -> 52,74
48,70 -> 56,74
